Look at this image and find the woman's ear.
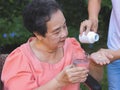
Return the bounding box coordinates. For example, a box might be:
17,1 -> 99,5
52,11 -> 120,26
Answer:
33,32 -> 43,40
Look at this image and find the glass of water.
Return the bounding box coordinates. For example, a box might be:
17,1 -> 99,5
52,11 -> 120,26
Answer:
73,53 -> 90,69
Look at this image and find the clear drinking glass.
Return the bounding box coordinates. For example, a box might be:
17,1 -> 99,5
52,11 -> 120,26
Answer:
73,53 -> 90,69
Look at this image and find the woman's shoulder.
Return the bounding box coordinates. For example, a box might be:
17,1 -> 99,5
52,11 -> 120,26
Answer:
65,37 -> 84,53
5,42 -> 30,65
65,37 -> 81,47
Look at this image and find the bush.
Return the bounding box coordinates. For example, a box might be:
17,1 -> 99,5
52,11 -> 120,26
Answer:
0,16 -> 31,53
0,0 -> 30,20
57,0 -> 88,28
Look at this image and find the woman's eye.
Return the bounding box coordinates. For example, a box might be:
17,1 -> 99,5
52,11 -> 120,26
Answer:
56,32 -> 59,34
63,26 -> 66,29
63,24 -> 67,29
54,32 -> 59,34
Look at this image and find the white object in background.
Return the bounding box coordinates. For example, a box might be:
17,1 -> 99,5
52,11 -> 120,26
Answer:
79,31 -> 99,44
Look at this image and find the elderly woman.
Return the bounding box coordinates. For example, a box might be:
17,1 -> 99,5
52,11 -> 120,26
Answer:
1,0 -> 90,90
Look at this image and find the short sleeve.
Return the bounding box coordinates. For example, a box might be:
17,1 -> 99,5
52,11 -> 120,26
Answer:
1,49 -> 38,90
70,38 -> 85,60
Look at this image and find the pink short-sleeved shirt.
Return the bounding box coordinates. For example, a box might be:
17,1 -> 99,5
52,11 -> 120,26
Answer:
1,37 -> 85,90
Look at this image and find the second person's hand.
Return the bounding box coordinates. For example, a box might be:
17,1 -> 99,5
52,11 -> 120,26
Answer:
80,19 -> 98,35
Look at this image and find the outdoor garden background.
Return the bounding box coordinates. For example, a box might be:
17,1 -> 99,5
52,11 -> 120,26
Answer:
0,0 -> 112,89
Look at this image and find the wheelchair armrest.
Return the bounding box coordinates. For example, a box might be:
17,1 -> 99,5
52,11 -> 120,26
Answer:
84,74 -> 102,90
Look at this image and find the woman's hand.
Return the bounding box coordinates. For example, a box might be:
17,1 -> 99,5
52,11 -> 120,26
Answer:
55,65 -> 89,87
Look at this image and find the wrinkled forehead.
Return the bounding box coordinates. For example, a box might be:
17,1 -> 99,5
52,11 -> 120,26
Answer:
46,10 -> 66,32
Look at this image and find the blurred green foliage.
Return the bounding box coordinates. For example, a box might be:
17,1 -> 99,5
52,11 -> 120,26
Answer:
57,0 -> 88,27
0,0 -> 32,53
0,0 -> 30,20
0,16 -> 32,53
0,17 -> 31,46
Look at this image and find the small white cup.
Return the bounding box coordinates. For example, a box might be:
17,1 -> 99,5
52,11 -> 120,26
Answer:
79,31 -> 99,44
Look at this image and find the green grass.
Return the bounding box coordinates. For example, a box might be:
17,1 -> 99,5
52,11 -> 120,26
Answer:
101,67 -> 108,90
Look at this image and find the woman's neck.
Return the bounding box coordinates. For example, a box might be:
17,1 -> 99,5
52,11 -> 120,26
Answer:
30,38 -> 64,64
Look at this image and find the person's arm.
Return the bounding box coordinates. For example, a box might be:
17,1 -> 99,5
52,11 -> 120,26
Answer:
80,0 -> 102,35
88,0 -> 101,24
106,49 -> 120,62
90,48 -> 120,65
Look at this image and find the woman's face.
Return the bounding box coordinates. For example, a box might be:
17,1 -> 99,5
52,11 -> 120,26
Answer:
41,10 -> 68,50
